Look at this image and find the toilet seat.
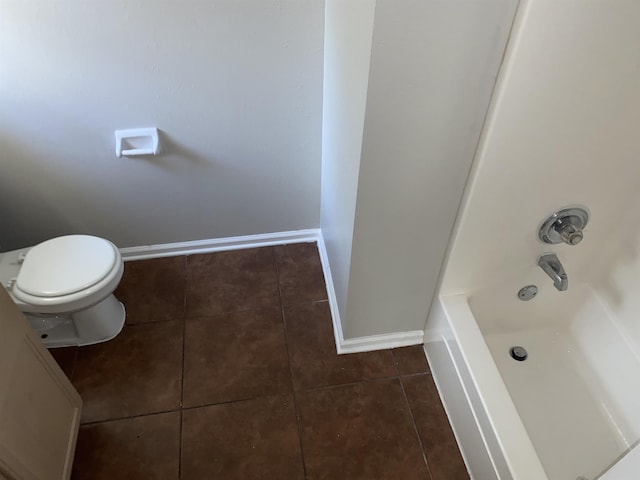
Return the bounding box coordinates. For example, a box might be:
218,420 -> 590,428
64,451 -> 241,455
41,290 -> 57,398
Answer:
17,235 -> 117,297
11,235 -> 124,313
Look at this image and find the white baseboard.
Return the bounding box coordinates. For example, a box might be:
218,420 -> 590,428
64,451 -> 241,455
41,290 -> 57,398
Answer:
119,228 -> 423,354
119,229 -> 319,261
315,232 -> 347,352
316,232 -> 423,354
338,330 -> 425,354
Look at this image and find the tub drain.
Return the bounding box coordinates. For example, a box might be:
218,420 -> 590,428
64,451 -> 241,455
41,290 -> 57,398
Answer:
510,346 -> 528,361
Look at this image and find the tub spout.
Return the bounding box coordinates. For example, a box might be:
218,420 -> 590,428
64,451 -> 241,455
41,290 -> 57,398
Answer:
538,253 -> 568,291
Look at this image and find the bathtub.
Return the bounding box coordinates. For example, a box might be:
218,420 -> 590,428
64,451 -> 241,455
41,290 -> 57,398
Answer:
424,275 -> 640,480
419,0 -> 640,477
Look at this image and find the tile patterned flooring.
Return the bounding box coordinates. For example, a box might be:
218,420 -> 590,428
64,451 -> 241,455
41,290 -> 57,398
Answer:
50,243 -> 469,480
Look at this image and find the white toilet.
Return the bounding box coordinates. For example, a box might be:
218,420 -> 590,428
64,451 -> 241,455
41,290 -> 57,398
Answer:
0,234 -> 126,347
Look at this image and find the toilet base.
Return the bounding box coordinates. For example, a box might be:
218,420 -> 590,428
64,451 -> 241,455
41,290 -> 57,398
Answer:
27,314 -> 76,346
26,294 -> 126,348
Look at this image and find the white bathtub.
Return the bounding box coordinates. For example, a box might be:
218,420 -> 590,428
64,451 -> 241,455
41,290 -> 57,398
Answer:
424,274 -> 640,480
420,0 -> 640,477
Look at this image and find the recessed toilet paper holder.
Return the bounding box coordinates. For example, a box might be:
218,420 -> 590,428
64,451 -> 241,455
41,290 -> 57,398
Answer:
115,128 -> 159,157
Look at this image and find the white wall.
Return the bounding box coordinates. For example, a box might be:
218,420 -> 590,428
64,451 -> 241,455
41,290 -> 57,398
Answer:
440,0 -> 640,297
0,0 -> 323,250
321,0 -> 518,340
319,0 -> 376,323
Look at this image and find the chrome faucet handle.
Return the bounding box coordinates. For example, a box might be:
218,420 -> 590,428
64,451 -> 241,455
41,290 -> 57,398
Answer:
556,222 -> 583,245
538,207 -> 589,246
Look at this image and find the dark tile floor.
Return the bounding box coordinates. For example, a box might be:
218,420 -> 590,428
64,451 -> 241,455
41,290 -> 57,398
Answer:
49,242 -> 469,480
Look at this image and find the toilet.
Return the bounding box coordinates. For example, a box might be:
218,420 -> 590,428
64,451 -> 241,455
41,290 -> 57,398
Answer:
0,234 -> 126,347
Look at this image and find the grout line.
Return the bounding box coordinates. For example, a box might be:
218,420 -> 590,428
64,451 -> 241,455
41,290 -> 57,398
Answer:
280,298 -> 330,309
107,377 -> 432,417
176,299 -> 330,324
398,376 -> 434,480
180,292 -> 187,407
294,375 -> 402,395
79,407 -> 182,427
282,320 -> 309,480
181,391 -> 293,412
179,255 -> 187,480
179,310 -> 186,480
183,254 -> 187,316
179,302 -> 328,325
124,317 -> 186,327
179,306 -> 279,322
178,408 -> 184,480
391,347 -> 401,377
399,371 -> 432,379
273,247 -> 309,479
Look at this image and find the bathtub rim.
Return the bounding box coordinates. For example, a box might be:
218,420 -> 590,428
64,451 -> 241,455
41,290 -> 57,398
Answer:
426,293 -> 548,480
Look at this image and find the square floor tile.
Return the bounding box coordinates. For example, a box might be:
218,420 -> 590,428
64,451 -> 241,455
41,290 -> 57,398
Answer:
72,320 -> 183,423
183,308 -> 291,408
284,302 -> 396,390
121,256 -> 185,277
393,345 -> 429,376
274,243 -> 327,306
115,256 -> 186,324
402,374 -> 469,480
297,378 -> 429,479
185,247 -> 280,317
72,411 -> 180,480
181,394 -> 304,480
48,346 -> 77,379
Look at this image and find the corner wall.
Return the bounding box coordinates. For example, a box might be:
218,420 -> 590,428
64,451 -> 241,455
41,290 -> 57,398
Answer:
319,0 -> 376,324
321,0 -> 518,343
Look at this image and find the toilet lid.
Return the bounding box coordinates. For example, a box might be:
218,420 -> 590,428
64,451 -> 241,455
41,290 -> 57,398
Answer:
16,235 -> 118,298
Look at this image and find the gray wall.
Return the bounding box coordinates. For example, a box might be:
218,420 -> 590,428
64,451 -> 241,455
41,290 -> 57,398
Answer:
320,0 -> 376,325
0,0 -> 324,250
321,0 -> 519,340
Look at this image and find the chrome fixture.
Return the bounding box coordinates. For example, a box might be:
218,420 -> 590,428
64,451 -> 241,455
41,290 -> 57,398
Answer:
510,346 -> 528,361
538,253 -> 568,291
517,285 -> 538,301
538,207 -> 589,246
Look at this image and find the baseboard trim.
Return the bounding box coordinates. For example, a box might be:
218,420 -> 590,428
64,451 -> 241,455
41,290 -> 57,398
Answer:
315,232 -> 347,353
316,232 -> 424,354
119,229 -> 423,354
119,229 -> 320,261
339,330 -> 425,354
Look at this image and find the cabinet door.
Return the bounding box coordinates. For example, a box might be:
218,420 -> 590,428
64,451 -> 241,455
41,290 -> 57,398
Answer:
0,286 -> 82,480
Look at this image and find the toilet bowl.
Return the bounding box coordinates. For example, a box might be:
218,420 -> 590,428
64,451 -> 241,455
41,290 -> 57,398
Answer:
0,235 -> 126,347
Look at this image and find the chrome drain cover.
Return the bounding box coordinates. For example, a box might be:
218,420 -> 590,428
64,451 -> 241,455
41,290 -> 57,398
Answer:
510,346 -> 528,361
